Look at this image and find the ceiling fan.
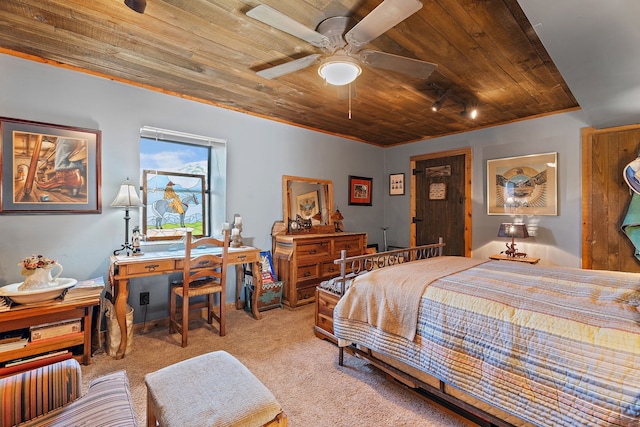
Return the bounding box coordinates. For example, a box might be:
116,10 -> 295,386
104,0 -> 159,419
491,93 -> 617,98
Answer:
246,0 -> 437,87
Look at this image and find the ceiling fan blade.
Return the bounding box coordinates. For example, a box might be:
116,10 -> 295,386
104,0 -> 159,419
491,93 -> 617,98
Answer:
256,54 -> 322,80
345,0 -> 423,52
360,50 -> 437,79
247,5 -> 331,49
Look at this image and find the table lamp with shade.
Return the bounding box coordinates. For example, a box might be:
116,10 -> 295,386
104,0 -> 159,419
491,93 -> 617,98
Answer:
111,178 -> 143,256
497,223 -> 529,257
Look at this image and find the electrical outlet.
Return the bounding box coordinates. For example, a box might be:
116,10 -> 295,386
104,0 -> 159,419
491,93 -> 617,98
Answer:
140,291 -> 150,306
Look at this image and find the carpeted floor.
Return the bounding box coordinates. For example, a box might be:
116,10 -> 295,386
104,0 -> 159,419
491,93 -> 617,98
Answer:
82,304 -> 472,426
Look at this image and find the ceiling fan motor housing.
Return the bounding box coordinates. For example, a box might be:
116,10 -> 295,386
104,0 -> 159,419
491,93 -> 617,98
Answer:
316,16 -> 354,52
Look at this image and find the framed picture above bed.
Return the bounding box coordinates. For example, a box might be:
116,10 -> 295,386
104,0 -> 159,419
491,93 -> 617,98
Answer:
348,175 -> 372,206
487,152 -> 557,216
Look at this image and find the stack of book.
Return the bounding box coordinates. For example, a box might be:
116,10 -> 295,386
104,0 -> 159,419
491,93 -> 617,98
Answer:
64,277 -> 105,302
0,335 -> 28,352
30,318 -> 82,342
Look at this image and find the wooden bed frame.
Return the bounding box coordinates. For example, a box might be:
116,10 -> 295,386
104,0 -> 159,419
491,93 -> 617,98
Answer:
321,241 -> 528,427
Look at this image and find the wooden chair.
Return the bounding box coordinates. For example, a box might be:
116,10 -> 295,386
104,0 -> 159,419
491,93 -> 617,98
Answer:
169,229 -> 229,347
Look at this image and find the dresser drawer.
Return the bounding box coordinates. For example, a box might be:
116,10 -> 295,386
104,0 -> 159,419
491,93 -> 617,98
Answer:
297,262 -> 320,282
316,288 -> 339,316
296,285 -> 316,304
334,237 -> 363,257
296,240 -> 330,259
321,261 -> 340,277
120,259 -> 175,276
315,288 -> 341,338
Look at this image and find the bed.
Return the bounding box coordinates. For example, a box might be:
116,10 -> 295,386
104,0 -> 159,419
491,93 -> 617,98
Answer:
328,241 -> 640,427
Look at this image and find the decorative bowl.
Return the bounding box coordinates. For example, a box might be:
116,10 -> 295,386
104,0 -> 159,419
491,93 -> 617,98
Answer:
0,278 -> 77,305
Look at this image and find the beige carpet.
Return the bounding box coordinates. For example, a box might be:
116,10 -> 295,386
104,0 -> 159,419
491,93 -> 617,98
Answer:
82,304 -> 472,426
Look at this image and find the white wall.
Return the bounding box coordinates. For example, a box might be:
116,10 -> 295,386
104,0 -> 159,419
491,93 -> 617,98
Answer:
0,54 -> 385,322
384,111 -> 591,268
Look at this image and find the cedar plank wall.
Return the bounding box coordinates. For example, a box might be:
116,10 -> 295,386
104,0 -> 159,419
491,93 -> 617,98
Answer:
582,124 -> 640,272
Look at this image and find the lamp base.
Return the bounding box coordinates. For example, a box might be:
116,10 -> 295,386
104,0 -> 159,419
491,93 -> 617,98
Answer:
502,241 -> 528,258
114,242 -> 134,256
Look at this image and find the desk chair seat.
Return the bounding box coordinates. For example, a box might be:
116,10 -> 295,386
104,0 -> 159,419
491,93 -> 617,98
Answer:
169,230 -> 230,347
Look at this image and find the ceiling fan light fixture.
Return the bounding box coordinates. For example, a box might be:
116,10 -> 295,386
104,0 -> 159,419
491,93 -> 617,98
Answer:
318,56 -> 362,86
124,0 -> 146,14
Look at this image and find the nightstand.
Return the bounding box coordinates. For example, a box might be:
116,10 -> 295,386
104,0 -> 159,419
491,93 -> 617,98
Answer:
489,253 -> 540,264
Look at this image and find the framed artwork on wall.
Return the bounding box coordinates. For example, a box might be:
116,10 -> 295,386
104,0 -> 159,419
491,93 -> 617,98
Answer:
487,152 -> 557,216
142,170 -> 206,240
389,173 -> 405,195
348,175 -> 372,206
0,117 -> 101,214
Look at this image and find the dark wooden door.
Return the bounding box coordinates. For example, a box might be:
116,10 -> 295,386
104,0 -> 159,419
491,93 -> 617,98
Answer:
411,149 -> 471,256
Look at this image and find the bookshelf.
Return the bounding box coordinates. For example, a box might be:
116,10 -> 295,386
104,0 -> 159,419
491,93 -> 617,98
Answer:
0,297 -> 100,375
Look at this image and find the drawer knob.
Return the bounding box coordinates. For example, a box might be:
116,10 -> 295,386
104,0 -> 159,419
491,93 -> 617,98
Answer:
308,249 -> 317,254
303,271 -> 311,277
327,267 -> 335,272
237,255 -> 247,261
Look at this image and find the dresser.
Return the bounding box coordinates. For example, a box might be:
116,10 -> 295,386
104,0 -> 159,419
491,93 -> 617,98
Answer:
273,232 -> 367,308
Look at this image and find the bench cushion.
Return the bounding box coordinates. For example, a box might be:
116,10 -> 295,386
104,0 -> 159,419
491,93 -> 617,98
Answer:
145,351 -> 282,427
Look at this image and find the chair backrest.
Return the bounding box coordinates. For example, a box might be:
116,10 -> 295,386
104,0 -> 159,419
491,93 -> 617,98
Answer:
183,230 -> 230,286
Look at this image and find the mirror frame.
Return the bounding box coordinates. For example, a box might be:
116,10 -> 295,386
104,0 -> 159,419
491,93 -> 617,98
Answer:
282,175 -> 334,229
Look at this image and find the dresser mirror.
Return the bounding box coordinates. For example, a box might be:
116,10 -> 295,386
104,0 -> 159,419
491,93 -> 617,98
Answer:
282,176 -> 334,232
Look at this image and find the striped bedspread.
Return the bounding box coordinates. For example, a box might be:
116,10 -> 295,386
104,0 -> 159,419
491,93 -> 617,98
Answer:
334,257 -> 640,427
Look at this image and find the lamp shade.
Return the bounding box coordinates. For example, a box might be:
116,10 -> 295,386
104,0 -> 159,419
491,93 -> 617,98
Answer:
318,56 -> 362,86
497,223 -> 529,239
124,0 -> 146,13
110,178 -> 142,208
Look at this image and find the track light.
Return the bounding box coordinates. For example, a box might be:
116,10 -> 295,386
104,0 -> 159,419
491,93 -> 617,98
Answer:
460,105 -> 478,120
431,91 -> 448,112
124,0 -> 146,13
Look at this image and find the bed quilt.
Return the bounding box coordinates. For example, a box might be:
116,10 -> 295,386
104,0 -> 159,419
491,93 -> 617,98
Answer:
333,257 -> 640,427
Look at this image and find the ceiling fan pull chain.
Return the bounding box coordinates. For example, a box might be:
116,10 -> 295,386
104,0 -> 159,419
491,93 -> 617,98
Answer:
348,82 -> 353,120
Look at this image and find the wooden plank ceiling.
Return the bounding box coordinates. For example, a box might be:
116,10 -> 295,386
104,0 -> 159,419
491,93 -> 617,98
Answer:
0,0 -> 578,146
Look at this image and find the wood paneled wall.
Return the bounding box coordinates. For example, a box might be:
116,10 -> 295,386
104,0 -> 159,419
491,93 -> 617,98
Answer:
582,124 -> 640,272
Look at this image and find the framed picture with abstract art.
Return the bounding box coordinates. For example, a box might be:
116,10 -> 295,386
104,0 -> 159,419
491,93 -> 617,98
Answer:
348,175 -> 372,206
142,170 -> 206,240
487,152 -> 557,216
389,173 -> 405,195
0,117 -> 101,214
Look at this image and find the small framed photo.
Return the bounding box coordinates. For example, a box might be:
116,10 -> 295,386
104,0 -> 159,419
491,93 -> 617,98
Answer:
0,117 -> 101,214
389,173 -> 405,195
348,175 -> 372,206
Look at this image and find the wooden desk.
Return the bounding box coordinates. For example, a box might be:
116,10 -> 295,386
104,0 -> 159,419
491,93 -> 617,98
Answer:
489,253 -> 540,264
0,297 -> 99,368
109,246 -> 262,360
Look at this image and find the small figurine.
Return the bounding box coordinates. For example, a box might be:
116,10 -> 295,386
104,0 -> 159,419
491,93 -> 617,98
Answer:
132,226 -> 143,256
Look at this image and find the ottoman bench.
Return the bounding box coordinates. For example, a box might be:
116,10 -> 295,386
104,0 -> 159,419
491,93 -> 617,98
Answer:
145,351 -> 286,427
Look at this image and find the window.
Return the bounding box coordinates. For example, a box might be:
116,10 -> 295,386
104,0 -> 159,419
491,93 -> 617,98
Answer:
139,126 -> 226,240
